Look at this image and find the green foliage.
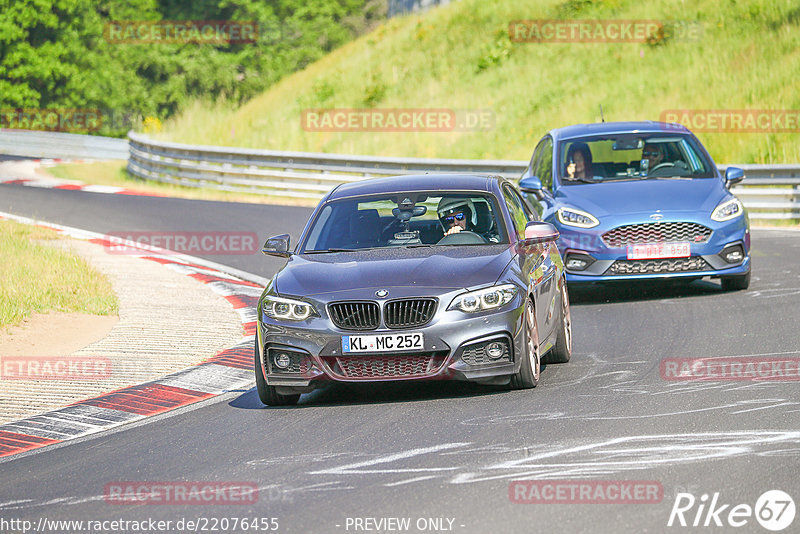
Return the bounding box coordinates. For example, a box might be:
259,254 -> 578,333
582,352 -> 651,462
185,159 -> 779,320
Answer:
362,72 -> 387,107
0,0 -> 387,136
476,28 -> 513,73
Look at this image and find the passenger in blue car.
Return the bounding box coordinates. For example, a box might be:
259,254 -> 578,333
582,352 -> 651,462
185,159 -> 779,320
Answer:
565,142 -> 595,181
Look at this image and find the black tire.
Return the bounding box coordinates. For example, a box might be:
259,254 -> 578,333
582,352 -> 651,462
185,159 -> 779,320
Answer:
720,270 -> 751,291
511,299 -> 540,389
543,278 -> 572,364
254,339 -> 300,406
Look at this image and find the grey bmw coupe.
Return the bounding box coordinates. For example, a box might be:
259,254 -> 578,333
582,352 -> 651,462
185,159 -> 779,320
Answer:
256,174 -> 571,405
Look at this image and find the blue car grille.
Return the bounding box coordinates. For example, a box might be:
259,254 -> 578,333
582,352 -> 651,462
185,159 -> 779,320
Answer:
328,302 -> 380,330
602,222 -> 712,247
607,257 -> 712,275
384,298 -> 437,329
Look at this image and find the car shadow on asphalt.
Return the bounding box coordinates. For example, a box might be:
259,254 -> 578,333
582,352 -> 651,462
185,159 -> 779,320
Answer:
568,278 -> 727,305
229,378 -> 522,410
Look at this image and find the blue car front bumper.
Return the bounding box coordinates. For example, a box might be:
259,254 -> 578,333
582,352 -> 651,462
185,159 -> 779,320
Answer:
551,213 -> 751,283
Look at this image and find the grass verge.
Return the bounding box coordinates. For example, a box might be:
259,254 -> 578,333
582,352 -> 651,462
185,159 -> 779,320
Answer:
158,0 -> 800,164
0,220 -> 119,330
45,161 -> 319,207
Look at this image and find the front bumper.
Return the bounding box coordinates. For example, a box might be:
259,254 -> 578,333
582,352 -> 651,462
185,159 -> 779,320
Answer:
565,256 -> 750,283
553,214 -> 751,283
256,296 -> 526,391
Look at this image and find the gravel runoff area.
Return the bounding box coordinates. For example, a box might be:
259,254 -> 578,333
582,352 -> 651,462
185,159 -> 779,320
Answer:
0,235 -> 245,424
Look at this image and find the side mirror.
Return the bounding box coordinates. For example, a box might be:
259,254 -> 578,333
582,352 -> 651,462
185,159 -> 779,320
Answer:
725,167 -> 744,188
262,234 -> 291,258
521,221 -> 559,245
519,176 -> 543,194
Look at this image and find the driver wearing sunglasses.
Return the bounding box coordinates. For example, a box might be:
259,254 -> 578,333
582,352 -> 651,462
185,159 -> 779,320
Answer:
642,143 -> 665,169
437,197 -> 474,237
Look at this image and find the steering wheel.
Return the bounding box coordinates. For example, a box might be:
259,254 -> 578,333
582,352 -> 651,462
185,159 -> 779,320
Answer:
647,161 -> 675,176
437,231 -> 488,245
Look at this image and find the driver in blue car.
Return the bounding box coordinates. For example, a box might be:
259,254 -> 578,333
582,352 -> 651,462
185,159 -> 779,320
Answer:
437,197 -> 500,242
642,142 -> 665,171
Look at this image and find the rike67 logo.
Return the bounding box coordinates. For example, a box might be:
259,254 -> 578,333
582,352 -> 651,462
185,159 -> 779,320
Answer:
668,490 -> 795,531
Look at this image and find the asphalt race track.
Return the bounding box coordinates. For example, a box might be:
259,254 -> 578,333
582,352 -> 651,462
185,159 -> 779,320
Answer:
1,183 -> 799,533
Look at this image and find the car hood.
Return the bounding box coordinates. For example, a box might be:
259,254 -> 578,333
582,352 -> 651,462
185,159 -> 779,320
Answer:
274,245 -> 516,296
556,177 -> 726,216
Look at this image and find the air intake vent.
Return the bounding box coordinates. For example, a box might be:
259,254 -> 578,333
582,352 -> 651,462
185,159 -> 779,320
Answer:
328,301 -> 380,330
384,298 -> 437,329
603,222 -> 712,247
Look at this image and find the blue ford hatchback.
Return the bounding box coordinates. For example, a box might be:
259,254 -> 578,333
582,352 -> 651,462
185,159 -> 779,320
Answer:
518,121 -> 751,290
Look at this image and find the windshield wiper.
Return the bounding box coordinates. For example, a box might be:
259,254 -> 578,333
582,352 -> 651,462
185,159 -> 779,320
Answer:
565,176 -> 598,184
303,248 -> 358,254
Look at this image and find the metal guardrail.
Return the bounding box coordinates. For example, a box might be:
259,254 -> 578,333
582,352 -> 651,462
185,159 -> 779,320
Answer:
126,131 -> 525,198
127,132 -> 800,220
0,130 -> 128,160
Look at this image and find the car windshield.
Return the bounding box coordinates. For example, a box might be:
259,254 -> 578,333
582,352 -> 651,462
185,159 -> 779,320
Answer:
301,192 -> 508,252
558,133 -> 716,184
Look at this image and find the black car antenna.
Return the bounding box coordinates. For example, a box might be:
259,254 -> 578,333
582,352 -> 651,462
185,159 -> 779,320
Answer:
599,104 -> 605,122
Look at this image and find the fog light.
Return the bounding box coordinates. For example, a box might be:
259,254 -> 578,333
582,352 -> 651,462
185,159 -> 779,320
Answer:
565,252 -> 595,272
274,352 -> 291,369
486,342 -> 505,360
726,250 -> 743,262
720,244 -> 745,264
567,258 -> 588,270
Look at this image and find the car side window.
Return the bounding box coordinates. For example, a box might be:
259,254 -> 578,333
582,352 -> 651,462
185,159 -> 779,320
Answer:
538,136 -> 554,190
502,184 -> 531,239
529,142 -> 543,181
513,187 -> 539,221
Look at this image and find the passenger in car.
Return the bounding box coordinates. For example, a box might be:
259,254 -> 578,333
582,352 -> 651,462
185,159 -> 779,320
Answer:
565,142 -> 594,180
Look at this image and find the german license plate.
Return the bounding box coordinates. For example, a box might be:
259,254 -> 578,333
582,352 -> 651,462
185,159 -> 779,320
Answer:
627,241 -> 691,260
342,332 -> 424,353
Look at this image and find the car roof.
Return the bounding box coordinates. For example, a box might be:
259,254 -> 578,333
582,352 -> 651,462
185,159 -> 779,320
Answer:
328,174 -> 499,200
549,121 -> 690,141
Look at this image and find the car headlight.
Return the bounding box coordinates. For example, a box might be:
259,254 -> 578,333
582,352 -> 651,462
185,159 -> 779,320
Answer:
448,284 -> 518,313
262,295 -> 317,321
557,207 -> 599,228
711,198 -> 744,222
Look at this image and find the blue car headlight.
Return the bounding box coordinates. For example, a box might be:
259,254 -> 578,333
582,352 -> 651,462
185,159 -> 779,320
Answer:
262,295 -> 317,321
557,207 -> 600,228
448,284 -> 518,313
711,198 -> 744,222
